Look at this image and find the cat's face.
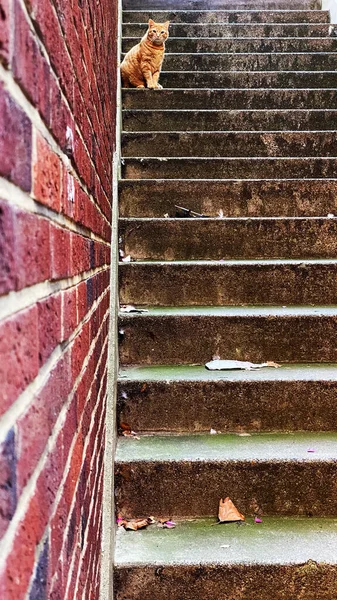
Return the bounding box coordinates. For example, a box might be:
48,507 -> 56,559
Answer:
147,19 -> 170,45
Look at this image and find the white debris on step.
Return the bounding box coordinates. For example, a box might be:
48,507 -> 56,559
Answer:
205,359 -> 281,371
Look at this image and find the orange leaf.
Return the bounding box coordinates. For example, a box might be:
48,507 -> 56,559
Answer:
124,518 -> 149,531
218,497 -> 245,522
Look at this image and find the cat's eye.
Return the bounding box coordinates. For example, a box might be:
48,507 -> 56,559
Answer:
161,30 -> 165,33
152,28 -> 157,32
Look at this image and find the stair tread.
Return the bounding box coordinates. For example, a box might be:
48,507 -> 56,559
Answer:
115,516 -> 337,566
119,362 -> 337,381
119,305 -> 337,316
116,431 -> 337,462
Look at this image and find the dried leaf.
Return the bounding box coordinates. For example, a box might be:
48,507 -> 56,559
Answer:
218,497 -> 245,523
120,305 -> 149,314
124,518 -> 149,531
218,209 -> 224,218
140,383 -> 147,393
206,359 -> 281,371
122,255 -> 132,263
210,428 -> 217,435
164,213 -> 169,218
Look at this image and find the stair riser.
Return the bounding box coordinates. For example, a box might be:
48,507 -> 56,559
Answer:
123,109 -> 337,132
120,219 -> 337,260
123,0 -> 321,8
123,10 -> 329,23
158,71 -> 337,88
122,89 -> 337,110
122,132 -> 337,158
118,379 -> 337,432
119,314 -> 337,364
123,23 -> 331,37
122,38 -> 337,52
122,158 -> 337,180
115,460 -> 337,516
119,180 -> 337,217
114,565 -> 337,600
120,263 -> 337,305
161,53 -> 337,71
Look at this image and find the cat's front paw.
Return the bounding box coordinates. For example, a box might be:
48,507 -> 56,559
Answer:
155,84 -> 163,90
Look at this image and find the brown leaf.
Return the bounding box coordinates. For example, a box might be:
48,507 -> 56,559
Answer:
218,497 -> 245,522
141,383 -> 147,393
124,518 -> 149,531
120,422 -> 131,433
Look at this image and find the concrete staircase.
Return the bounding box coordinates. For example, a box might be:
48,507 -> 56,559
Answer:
114,0 -> 337,597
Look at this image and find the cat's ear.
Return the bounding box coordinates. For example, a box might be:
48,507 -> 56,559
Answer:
164,21 -> 170,28
148,18 -> 155,27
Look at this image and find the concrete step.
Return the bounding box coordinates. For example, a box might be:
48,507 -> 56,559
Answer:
122,36 -> 337,53
122,89 -> 337,110
160,52 -> 337,71
115,431 -> 337,516
119,179 -> 337,217
123,22 -> 332,37
115,517 -> 337,600
119,259 -> 337,306
122,109 -> 337,132
119,305 -> 337,365
119,217 -> 337,260
118,363 -> 337,433
122,131 -> 337,158
122,157 -> 337,179
123,0 -> 322,8
157,70 -> 337,88
123,10 -> 330,23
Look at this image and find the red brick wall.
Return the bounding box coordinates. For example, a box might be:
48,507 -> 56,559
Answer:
0,0 -> 117,597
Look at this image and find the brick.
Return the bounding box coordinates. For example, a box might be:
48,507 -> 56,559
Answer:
50,223 -> 71,281
61,286 -> 78,342
28,537 -> 48,600
12,0 -> 50,118
71,232 -> 90,275
0,200 -> 16,295
33,133 -> 61,211
0,428 -> 17,540
15,210 -> 50,289
16,353 -> 70,494
0,0 -> 11,66
37,293 -> 62,365
0,84 -> 32,191
77,280 -> 87,323
0,306 -> 39,415
61,171 -> 76,220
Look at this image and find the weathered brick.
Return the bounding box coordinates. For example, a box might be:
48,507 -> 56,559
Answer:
0,200 -> 16,295
71,232 -> 90,275
0,428 -> 17,540
0,306 -> 39,415
37,293 -> 62,365
15,210 -> 50,289
12,0 -> 50,119
0,84 -> 32,191
0,0 -> 11,66
28,537 -> 49,600
61,286 -> 78,341
16,353 -> 70,493
33,133 -> 61,211
50,223 -> 71,280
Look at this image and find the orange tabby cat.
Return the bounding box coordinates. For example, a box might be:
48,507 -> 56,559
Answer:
121,19 -> 169,89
